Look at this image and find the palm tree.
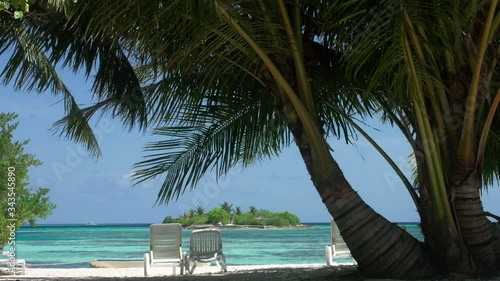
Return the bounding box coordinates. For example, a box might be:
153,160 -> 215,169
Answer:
181,211 -> 191,220
332,0 -> 500,274
188,209 -> 196,218
1,0 -> 498,277
248,206 -> 257,215
219,202 -> 233,215
195,205 -> 205,216
234,206 -> 243,216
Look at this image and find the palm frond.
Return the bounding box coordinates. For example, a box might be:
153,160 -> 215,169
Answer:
134,89 -> 288,204
0,13 -> 101,156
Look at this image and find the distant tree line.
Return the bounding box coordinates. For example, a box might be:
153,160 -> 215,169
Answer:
163,202 -> 300,227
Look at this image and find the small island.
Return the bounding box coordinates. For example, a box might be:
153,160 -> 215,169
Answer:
163,202 -> 309,229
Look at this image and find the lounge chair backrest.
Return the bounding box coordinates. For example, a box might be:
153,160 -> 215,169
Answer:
189,229 -> 223,259
150,223 -> 182,261
331,218 -> 350,253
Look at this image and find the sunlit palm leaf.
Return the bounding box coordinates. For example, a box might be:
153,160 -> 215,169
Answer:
134,89 -> 289,203
2,0 -> 378,203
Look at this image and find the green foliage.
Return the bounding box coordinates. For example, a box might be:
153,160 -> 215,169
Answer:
268,212 -> 300,227
233,213 -> 261,225
0,0 -> 31,18
194,205 -> 205,215
256,209 -> 272,218
187,215 -> 208,225
0,2 -> 11,10
219,202 -> 233,215
168,209 -> 301,226
248,206 -> 257,214
234,206 -> 242,216
11,0 -> 28,11
0,113 -> 56,245
233,210 -> 300,226
206,208 -> 230,224
162,216 -> 175,223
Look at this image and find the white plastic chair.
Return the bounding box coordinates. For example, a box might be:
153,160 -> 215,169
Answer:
186,229 -> 227,274
326,218 -> 355,265
144,223 -> 185,276
0,250 -> 26,275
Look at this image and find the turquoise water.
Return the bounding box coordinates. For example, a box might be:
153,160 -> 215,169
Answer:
12,223 -> 422,268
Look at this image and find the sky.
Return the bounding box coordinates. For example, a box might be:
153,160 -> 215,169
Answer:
1,60 -> 499,225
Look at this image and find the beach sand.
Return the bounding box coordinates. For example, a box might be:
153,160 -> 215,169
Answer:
4,264 -> 500,281
0,264 -> 364,281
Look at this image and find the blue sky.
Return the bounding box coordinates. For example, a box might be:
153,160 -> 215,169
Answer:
1,61 -> 499,224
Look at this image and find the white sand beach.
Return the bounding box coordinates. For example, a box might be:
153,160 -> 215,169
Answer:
0,264 -> 362,281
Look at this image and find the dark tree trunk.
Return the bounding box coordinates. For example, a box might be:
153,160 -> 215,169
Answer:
453,174 -> 498,273
261,49 -> 438,278
316,169 -> 437,279
418,186 -> 476,275
493,224 -> 500,262
412,139 -> 475,275
277,95 -> 438,278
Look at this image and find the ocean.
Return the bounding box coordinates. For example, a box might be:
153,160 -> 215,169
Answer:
12,223 -> 423,268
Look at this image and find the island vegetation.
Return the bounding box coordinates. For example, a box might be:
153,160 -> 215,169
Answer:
163,202 -> 300,227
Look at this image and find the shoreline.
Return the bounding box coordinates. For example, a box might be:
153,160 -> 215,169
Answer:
184,223 -> 313,230
1,264 -> 361,280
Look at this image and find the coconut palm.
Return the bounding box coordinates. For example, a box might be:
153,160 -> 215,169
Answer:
248,206 -> 257,215
1,0 -> 499,278
331,0 -> 500,274
234,206 -> 243,216
181,211 -> 191,220
219,202 -> 233,215
195,205 -> 205,216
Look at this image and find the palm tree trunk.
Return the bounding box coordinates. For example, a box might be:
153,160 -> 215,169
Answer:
412,141 -> 475,275
279,101 -> 437,278
262,50 -> 437,277
454,175 -> 497,270
317,171 -> 437,279
493,225 -> 500,263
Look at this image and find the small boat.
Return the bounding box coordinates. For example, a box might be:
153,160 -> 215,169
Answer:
86,222 -> 97,226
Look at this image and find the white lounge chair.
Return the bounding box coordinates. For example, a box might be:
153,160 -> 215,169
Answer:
144,223 -> 186,276
0,249 -> 26,275
325,218 -> 355,265
186,229 -> 227,274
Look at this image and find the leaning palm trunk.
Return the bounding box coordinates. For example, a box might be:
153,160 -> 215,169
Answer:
293,130 -> 437,279
334,0 -> 500,276
454,174 -> 497,269
274,86 -> 437,278
317,170 -> 437,279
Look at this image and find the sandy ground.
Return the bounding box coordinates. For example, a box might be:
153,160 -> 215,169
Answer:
2,263 -> 500,281
0,264 -> 365,281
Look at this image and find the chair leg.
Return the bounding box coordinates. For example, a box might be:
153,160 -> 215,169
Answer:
325,245 -> 333,266
189,261 -> 197,274
219,254 -> 227,272
143,253 -> 150,276
181,252 -> 187,275
20,260 -> 26,275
